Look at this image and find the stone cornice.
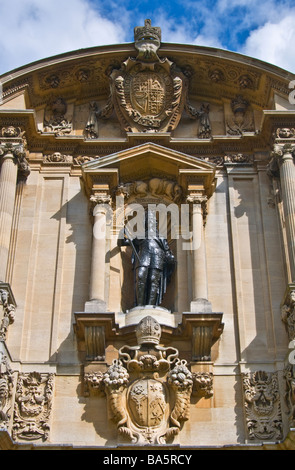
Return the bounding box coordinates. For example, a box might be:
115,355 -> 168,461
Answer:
0,109 -> 293,160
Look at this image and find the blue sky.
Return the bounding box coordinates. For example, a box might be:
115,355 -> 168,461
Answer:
1,0 -> 295,75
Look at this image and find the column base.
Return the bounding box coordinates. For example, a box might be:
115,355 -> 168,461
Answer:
190,298 -> 212,313
84,299 -> 107,313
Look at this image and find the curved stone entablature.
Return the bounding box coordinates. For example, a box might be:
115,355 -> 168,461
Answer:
0,20 -> 294,158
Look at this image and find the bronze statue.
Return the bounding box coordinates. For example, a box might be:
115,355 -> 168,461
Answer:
118,211 -> 175,307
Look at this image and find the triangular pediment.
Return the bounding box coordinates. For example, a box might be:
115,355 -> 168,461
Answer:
83,142 -> 215,172
82,142 -> 216,198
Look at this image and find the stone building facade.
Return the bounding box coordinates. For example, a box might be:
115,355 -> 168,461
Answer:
1,20 -> 295,449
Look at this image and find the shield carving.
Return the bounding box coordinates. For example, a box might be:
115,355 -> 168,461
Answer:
110,61 -> 186,132
128,378 -> 168,428
130,72 -> 166,117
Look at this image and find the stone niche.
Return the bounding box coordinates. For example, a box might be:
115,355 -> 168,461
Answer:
74,141 -> 224,444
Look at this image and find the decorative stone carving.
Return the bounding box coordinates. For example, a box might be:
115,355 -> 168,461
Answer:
238,74 -> 254,89
285,364 -> 295,427
208,69 -> 225,83
0,285 -> 16,341
43,97 -> 72,135
284,339 -> 295,428
226,95 -> 254,135
84,371 -> 105,397
115,178 -> 183,204
12,372 -> 54,442
43,152 -> 73,163
0,352 -> 14,426
85,20 -> 211,137
0,126 -> 30,181
102,316 -> 193,445
242,371 -> 283,441
74,155 -> 95,165
185,102 -> 211,138
224,153 -> 254,164
192,372 -> 214,399
274,127 -> 295,140
281,288 -> 295,341
44,74 -> 60,89
134,19 -> 161,63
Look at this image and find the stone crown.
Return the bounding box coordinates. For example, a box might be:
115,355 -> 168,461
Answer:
134,19 -> 161,43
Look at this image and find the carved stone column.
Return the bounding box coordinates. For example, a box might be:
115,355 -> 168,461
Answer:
0,127 -> 29,282
187,193 -> 212,313
85,193 -> 112,312
270,138 -> 295,281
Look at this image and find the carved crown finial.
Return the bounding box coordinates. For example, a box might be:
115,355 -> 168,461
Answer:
231,95 -> 249,115
136,316 -> 161,345
134,19 -> 161,43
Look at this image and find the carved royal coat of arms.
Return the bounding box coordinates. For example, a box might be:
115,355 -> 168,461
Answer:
86,20 -> 211,137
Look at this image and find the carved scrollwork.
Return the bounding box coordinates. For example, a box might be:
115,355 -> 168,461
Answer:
242,371 -> 283,441
12,372 -> 54,442
0,352 -> 14,426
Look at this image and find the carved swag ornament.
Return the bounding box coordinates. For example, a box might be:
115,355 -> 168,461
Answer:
86,20 -> 211,137
99,316 -> 193,445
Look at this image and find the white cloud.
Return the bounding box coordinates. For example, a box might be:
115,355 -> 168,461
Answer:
243,12 -> 295,72
1,0 -> 295,75
0,0 -> 127,75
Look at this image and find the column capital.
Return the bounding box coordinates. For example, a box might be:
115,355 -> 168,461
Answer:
272,143 -> 295,160
186,192 -> 208,224
0,126 -> 30,181
186,193 -> 208,205
90,193 -> 112,206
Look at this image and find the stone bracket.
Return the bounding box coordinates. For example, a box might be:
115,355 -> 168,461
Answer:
181,312 -> 224,362
74,311 -> 224,364
74,312 -> 117,362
